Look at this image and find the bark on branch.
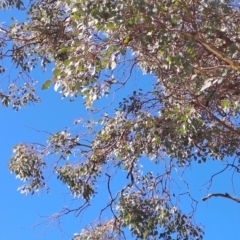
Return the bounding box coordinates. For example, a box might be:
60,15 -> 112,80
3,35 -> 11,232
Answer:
181,31 -> 240,71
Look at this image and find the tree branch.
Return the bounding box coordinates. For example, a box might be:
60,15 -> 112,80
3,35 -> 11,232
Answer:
181,31 -> 240,71
202,193 -> 240,203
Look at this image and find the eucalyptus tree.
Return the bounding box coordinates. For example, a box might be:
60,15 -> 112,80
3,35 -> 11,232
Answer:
2,0 -> 240,239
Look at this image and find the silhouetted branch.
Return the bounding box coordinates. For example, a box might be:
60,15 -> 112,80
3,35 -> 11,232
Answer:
202,193 -> 240,203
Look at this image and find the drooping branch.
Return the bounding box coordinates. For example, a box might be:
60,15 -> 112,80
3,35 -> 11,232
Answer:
202,193 -> 240,203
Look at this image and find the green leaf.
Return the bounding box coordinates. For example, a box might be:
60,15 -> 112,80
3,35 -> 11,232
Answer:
102,37 -> 109,42
119,48 -> 126,55
123,35 -> 131,44
64,59 -> 71,66
107,22 -> 115,30
53,68 -> 61,76
41,80 -> 51,90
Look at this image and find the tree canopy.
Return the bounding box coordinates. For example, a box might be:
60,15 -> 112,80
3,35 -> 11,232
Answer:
2,0 -> 240,239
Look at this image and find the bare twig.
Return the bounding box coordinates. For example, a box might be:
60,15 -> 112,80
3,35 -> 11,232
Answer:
202,193 -> 240,203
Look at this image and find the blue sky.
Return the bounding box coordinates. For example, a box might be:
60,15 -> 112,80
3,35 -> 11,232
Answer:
1,3 -> 240,240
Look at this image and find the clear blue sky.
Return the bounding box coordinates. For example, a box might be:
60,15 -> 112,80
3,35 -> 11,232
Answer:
1,3 -> 240,240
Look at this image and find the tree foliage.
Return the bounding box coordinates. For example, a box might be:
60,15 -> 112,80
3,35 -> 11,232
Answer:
2,0 -> 240,239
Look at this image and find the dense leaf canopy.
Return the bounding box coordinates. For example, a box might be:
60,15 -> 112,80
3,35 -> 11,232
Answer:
2,0 -> 240,239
